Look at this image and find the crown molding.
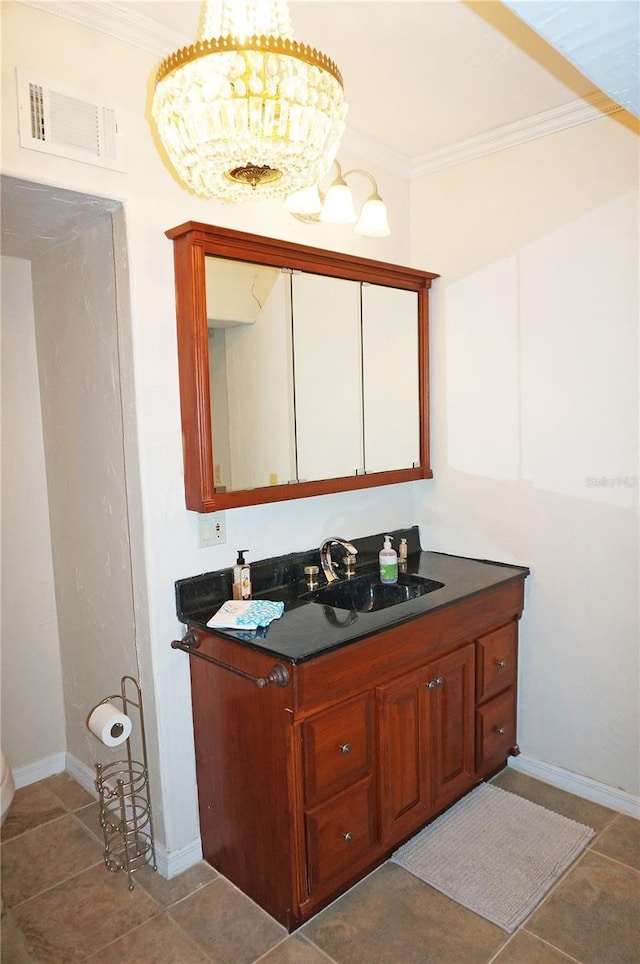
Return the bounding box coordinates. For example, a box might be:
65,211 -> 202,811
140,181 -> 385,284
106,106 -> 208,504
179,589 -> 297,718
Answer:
16,0 -> 189,56
16,1 -> 624,180
340,128 -> 414,180
337,92 -> 622,180
410,92 -> 623,179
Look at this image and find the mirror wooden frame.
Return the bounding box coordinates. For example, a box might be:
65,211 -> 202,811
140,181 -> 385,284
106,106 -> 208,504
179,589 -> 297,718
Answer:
166,221 -> 439,511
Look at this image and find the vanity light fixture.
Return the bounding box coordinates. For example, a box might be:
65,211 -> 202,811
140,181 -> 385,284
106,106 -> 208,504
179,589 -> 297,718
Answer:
284,161 -> 391,237
151,0 -> 347,202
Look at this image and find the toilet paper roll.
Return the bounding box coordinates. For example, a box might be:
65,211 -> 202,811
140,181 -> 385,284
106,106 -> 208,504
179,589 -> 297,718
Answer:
88,702 -> 132,747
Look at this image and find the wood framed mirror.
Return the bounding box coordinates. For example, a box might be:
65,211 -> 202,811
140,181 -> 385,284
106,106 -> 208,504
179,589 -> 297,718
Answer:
166,222 -> 438,511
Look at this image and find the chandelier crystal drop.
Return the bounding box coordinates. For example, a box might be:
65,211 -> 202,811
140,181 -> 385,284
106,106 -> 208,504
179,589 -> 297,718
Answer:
151,0 -> 348,202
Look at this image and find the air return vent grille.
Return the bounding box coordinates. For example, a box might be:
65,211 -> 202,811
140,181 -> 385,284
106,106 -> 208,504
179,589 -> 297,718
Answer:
17,69 -> 125,172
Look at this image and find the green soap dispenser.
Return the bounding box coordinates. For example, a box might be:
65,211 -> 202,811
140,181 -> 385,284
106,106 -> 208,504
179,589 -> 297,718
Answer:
232,550 -> 252,600
379,535 -> 398,585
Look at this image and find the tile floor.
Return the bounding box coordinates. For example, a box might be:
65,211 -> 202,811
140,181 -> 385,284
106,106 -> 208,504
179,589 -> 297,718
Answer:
1,768 -> 638,963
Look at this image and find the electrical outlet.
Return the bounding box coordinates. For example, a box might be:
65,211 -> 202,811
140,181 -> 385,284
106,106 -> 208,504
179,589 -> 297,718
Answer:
198,511 -> 226,548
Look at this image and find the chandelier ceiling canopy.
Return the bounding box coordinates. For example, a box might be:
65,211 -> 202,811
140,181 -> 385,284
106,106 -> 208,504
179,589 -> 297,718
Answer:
151,0 -> 348,203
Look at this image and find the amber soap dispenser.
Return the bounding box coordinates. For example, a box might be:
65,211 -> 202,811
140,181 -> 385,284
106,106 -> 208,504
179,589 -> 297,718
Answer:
232,550 -> 252,600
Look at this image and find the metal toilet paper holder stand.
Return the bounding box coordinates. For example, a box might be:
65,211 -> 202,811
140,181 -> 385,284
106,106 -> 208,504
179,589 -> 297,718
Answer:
89,675 -> 157,889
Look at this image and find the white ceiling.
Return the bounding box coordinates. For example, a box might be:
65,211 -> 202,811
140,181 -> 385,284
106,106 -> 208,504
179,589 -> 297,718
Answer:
504,0 -> 640,117
15,0 -> 639,172
120,0 -> 634,168
3,1 -> 637,259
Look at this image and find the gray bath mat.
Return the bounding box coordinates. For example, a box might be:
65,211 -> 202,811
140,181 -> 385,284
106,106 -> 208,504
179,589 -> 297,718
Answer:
390,782 -> 595,932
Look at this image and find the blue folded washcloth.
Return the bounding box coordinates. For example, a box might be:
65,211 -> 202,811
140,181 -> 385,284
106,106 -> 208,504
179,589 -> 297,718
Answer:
207,599 -> 285,631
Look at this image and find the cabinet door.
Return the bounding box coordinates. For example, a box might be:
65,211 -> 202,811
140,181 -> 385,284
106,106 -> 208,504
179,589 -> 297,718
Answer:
377,666 -> 431,847
362,284 -> 420,472
209,266 -> 296,491
429,644 -> 476,815
292,273 -> 363,482
378,644 -> 476,848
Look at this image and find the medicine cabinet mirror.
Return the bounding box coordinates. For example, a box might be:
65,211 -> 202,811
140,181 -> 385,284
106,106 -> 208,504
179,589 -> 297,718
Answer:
166,222 -> 438,511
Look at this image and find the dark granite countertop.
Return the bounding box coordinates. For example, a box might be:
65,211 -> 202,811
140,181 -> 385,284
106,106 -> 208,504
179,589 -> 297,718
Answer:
175,527 -> 529,664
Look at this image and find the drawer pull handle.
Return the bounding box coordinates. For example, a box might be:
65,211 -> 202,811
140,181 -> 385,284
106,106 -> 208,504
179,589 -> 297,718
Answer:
339,743 -> 352,755
342,832 -> 353,843
496,726 -> 506,735
497,659 -> 507,668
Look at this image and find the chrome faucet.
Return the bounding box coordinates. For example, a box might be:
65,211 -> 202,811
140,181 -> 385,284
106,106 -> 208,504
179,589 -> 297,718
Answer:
320,537 -> 358,583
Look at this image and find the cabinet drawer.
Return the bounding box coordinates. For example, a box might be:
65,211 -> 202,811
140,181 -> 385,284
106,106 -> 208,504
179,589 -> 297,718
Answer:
305,778 -> 376,892
476,621 -> 517,702
302,693 -> 373,807
476,687 -> 516,773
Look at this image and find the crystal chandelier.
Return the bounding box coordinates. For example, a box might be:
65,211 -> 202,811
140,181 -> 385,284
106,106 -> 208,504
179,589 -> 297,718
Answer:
151,0 -> 348,202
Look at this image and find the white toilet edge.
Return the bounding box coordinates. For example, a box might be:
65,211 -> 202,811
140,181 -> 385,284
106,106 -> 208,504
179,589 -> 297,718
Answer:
1,749 -> 16,825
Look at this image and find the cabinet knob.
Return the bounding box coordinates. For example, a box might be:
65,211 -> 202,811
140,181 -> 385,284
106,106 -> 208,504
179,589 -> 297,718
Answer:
342,831 -> 353,843
427,676 -> 444,690
497,659 -> 507,668
496,726 -> 506,735
339,743 -> 352,755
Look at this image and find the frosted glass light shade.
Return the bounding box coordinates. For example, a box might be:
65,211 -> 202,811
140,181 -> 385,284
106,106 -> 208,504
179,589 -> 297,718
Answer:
285,161 -> 392,237
284,184 -> 323,215
355,197 -> 391,237
320,182 -> 357,224
151,0 -> 348,202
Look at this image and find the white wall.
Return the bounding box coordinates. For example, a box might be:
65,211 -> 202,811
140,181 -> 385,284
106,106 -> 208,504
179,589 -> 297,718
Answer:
32,218 -> 140,770
1,256 -> 66,774
1,1 -> 414,864
412,117 -> 639,797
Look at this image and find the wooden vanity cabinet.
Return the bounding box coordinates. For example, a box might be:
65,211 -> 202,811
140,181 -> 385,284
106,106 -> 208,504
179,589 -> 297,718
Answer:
186,577 -> 525,931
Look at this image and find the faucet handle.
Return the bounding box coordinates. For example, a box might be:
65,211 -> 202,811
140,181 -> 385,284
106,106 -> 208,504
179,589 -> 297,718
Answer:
304,565 -> 319,590
343,554 -> 357,577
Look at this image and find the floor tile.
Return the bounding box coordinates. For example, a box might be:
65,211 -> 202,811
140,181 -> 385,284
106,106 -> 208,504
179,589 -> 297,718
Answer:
136,859 -> 218,907
74,801 -> 104,843
525,850 -> 640,964
492,930 -> 578,962
302,862 -> 509,964
87,912 -> 211,963
492,769 -> 617,832
13,862 -> 160,963
45,772 -> 96,811
591,813 -> 640,871
169,876 -> 285,964
0,782 -> 66,842
1,813 -> 103,906
260,933 -> 336,963
3,769 -> 636,964
1,907 -> 33,963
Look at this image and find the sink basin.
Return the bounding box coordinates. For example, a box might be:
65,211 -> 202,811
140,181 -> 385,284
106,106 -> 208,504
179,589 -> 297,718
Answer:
304,572 -> 444,613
